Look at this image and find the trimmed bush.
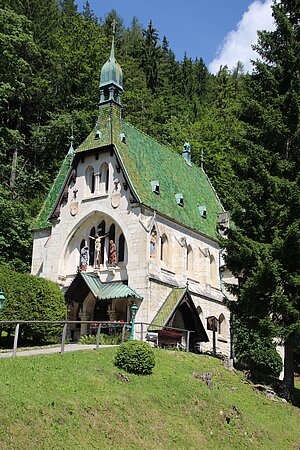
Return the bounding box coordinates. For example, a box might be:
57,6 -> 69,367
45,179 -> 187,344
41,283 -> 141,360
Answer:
114,340 -> 155,375
0,265 -> 66,344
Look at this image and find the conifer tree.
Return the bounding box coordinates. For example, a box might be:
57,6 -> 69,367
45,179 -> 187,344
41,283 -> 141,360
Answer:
142,20 -> 162,92
225,0 -> 300,391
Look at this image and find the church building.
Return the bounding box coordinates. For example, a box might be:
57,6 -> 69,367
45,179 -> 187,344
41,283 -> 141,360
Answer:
31,32 -> 234,354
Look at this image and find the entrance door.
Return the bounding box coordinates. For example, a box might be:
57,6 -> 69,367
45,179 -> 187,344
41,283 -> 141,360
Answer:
94,301 -> 109,321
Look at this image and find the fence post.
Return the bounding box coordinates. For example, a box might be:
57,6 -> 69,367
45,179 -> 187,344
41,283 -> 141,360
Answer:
96,324 -> 101,349
121,324 -> 126,342
61,323 -> 67,354
140,323 -> 144,341
186,331 -> 190,353
12,323 -> 20,357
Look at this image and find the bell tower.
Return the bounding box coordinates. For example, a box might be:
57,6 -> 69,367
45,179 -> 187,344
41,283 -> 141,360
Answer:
99,20 -> 123,109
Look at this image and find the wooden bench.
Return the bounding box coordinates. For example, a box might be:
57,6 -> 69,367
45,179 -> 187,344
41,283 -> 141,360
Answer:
157,329 -> 183,347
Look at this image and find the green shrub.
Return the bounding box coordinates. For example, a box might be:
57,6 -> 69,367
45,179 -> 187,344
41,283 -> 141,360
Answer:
79,335 -> 96,345
114,340 -> 155,375
0,265 -> 66,344
79,331 -> 129,345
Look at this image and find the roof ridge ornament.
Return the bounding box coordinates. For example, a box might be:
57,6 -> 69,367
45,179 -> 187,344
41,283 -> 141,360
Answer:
110,19 -> 116,61
99,18 -> 123,108
67,123 -> 75,156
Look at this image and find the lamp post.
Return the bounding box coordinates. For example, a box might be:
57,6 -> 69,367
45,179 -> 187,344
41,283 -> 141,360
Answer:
0,291 -> 5,312
130,303 -> 138,341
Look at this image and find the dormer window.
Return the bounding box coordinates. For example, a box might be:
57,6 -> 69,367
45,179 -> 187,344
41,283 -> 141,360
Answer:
120,132 -> 126,143
151,180 -> 160,195
198,206 -> 207,219
94,130 -> 102,140
175,193 -> 184,207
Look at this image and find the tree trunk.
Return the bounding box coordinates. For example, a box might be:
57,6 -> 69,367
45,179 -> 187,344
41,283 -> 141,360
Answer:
283,338 -> 294,391
9,149 -> 18,189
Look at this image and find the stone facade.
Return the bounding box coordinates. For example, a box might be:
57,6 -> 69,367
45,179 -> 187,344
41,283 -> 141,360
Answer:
32,142 -> 234,355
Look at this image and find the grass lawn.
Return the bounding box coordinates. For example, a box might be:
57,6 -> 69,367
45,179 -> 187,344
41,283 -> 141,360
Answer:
0,348 -> 299,449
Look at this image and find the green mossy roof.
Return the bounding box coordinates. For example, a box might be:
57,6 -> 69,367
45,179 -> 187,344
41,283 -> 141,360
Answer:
117,122 -> 222,238
148,288 -> 186,331
34,153 -> 73,230
34,104 -> 223,238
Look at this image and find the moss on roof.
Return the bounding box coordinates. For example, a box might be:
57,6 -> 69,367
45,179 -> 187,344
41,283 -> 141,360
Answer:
34,104 -> 223,238
116,121 -> 222,238
33,153 -> 73,230
148,288 -> 186,331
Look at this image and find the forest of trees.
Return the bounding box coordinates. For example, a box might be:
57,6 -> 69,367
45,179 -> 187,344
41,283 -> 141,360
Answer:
0,0 -> 299,391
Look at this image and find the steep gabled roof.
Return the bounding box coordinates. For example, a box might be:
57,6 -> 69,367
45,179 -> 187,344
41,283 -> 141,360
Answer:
34,104 -> 223,239
116,121 -> 222,238
34,152 -> 73,230
148,288 -> 186,330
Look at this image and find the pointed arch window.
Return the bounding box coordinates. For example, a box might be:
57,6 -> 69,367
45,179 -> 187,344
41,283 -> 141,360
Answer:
100,162 -> 109,193
219,314 -> 227,339
85,166 -> 95,195
89,227 -> 96,266
79,239 -> 86,266
97,220 -> 106,264
186,245 -> 193,272
210,254 -> 218,288
109,223 -> 116,243
160,234 -> 168,263
118,233 -> 125,262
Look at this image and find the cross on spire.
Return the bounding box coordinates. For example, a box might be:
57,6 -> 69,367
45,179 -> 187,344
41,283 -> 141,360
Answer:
111,19 -> 116,35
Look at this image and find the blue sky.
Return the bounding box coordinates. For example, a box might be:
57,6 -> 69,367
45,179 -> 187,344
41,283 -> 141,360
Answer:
75,0 -> 275,72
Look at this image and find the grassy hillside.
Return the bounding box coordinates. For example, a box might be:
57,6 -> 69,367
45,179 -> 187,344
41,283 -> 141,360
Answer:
0,348 -> 299,449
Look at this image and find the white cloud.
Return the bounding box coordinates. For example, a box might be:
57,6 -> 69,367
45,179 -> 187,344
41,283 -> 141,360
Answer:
209,0 -> 275,74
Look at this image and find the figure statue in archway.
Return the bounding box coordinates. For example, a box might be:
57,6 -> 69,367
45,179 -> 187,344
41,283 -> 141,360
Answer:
150,229 -> 157,258
89,233 -> 108,267
80,245 -> 89,271
108,239 -> 117,266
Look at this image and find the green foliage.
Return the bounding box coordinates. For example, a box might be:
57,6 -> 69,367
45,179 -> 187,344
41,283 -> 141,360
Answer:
0,185 -> 32,271
225,0 -> 300,389
79,331 -> 127,345
114,340 -> 155,375
0,265 -> 66,343
233,318 -> 283,378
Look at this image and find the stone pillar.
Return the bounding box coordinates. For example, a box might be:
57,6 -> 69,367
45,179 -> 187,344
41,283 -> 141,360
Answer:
94,172 -> 101,193
107,299 -> 116,322
79,312 -> 91,336
107,306 -> 116,322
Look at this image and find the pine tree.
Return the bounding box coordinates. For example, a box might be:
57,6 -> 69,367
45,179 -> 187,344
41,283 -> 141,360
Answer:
225,0 -> 300,391
142,20 -> 162,92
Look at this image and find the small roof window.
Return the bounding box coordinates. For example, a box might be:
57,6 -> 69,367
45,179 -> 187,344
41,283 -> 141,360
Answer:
94,130 -> 102,140
151,180 -> 160,195
175,193 -> 184,207
198,206 -> 207,219
120,131 -> 126,143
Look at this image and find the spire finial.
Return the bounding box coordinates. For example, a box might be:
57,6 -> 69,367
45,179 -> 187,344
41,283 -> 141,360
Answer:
111,19 -> 116,35
109,19 -> 116,61
68,123 -> 75,156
